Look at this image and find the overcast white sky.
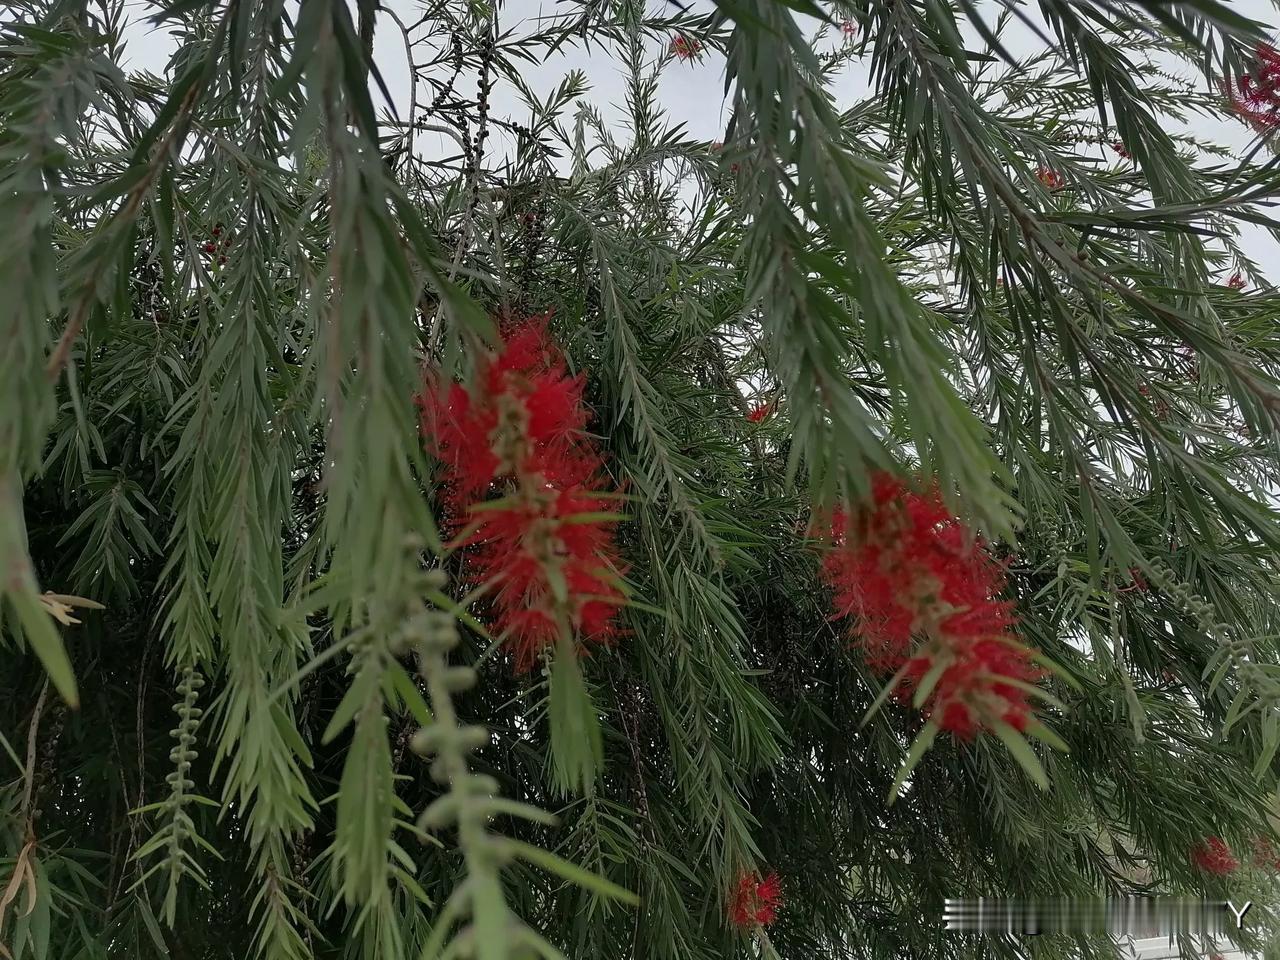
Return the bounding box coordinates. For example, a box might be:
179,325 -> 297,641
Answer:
118,0 -> 1280,272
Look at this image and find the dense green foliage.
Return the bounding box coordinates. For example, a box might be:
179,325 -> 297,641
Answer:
3,0 -> 1280,958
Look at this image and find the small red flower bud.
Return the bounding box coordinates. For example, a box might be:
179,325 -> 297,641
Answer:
203,242 -> 216,254
1228,272 -> 1246,290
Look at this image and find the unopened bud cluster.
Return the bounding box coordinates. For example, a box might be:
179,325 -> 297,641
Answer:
166,665 -> 205,801
403,570 -> 497,840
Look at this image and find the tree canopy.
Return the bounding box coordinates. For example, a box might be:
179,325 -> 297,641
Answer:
3,1 -> 1280,959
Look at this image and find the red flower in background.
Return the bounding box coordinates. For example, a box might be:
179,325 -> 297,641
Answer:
419,317 -> 625,670
1111,141 -> 1132,159
746,400 -> 774,423
1228,272 -> 1246,290
1252,836 -> 1280,871
728,871 -> 781,929
1117,567 -> 1147,594
820,473 -> 1042,738
1225,43 -> 1280,131
670,34 -> 702,60
1192,837 -> 1238,876
1037,167 -> 1064,189
841,20 -> 858,37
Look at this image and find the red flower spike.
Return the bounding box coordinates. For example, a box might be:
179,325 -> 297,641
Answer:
670,34 -> 702,60
1192,837 -> 1238,876
418,318 -> 625,670
820,473 -> 1043,738
1111,141 -> 1131,159
1224,43 -> 1280,131
1117,567 -> 1147,594
1036,167 -> 1064,189
841,20 -> 858,37
1228,272 -> 1246,290
203,242 -> 216,254
1252,836 -> 1280,871
728,871 -> 782,930
746,401 -> 773,424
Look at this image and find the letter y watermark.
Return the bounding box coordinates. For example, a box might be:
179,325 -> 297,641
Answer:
1227,900 -> 1253,929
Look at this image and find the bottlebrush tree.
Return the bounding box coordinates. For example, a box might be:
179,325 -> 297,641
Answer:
3,0 -> 1280,959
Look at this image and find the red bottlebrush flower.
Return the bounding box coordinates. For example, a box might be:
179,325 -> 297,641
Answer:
1254,839 -> 1274,870
1253,836 -> 1280,871
211,224 -> 222,237
1224,43 -> 1280,131
1228,272 -> 1246,290
1111,141 -> 1131,159
820,473 -> 1042,737
841,19 -> 858,37
669,34 -> 702,60
1117,567 -> 1147,594
418,317 -> 626,670
203,242 -> 216,254
1036,167 -> 1064,189
728,871 -> 781,930
899,634 -> 1040,739
1138,383 -> 1169,419
1192,837 -> 1238,876
746,401 -> 773,423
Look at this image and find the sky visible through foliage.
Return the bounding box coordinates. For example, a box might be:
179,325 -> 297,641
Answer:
116,0 -> 1280,265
